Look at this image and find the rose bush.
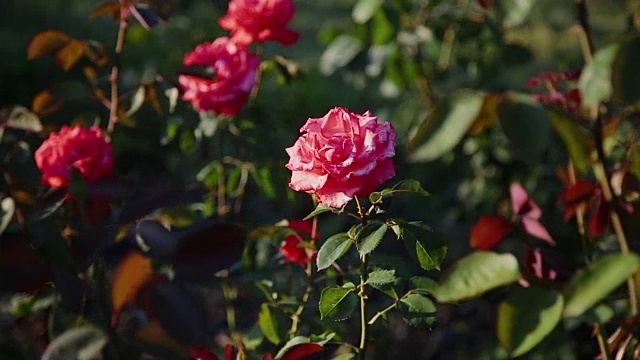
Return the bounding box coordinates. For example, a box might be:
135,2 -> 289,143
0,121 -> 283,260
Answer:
34,125 -> 112,188
179,37 -> 260,115
285,107 -> 396,208
218,0 -> 299,46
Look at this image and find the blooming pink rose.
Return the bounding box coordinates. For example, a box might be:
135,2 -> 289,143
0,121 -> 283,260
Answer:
285,107 -> 396,208
179,37 -> 260,115
218,0 -> 299,46
280,220 -> 318,266
34,125 -> 112,188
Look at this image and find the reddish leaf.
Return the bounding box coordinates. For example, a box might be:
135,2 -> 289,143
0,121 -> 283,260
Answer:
111,251 -> 154,323
27,30 -> 71,60
0,237 -> 53,293
90,1 -> 122,19
174,221 -> 245,282
136,320 -> 191,356
280,343 -> 325,360
263,354 -> 274,360
32,90 -> 62,116
55,39 -> 87,71
191,347 -> 219,360
469,216 -> 512,250
477,0 -> 490,9
559,181 -> 597,208
588,195 -> 610,237
521,217 -> 555,246
150,283 -> 207,345
224,344 -> 235,360
524,248 -> 557,281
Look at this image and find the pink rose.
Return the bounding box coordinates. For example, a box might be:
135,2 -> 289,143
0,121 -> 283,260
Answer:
34,125 -> 112,188
280,220 -> 318,266
218,0 -> 299,46
285,107 -> 396,208
179,37 -> 260,115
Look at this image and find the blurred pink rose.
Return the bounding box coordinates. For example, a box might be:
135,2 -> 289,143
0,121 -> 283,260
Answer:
286,107 -> 396,208
179,37 -> 259,115
280,220 -> 317,266
34,125 -> 112,188
218,0 -> 299,46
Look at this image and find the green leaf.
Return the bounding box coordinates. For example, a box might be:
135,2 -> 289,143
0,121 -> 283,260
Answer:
563,253 -> 640,317
366,269 -> 396,285
434,252 -> 521,302
397,294 -> 436,327
402,225 -> 446,270
499,94 -> 551,164
319,286 -> 358,320
304,204 -> 333,220
409,276 -> 438,294
371,9 -> 394,45
391,179 -> 429,196
548,111 -> 590,174
41,326 -> 108,360
316,233 -> 352,271
500,0 -> 535,28
258,303 -> 290,345
497,287 -> 564,357
352,0 -> 384,24
356,222 -> 388,256
319,35 -> 363,76
408,90 -> 484,162
0,197 -> 15,236
612,36 -> 640,106
578,43 -> 619,107
4,106 -> 43,132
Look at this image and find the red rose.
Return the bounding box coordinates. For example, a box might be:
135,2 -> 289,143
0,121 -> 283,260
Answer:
179,37 -> 260,115
218,0 -> 299,46
280,220 -> 318,266
285,107 -> 396,208
34,125 -> 112,188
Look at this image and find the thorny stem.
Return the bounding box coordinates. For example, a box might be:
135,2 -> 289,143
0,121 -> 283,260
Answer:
289,216 -> 318,337
106,2 -> 130,139
250,44 -> 264,102
354,197 -> 368,359
575,0 -> 639,315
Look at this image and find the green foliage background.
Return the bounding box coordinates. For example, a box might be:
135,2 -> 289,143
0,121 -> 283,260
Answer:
2,0 -> 640,358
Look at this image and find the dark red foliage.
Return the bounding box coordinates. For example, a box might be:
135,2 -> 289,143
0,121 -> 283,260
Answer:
280,343 -> 325,360
469,215 -> 512,250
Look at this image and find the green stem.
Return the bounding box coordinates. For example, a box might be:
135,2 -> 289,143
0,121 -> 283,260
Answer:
221,271 -> 237,333
368,302 -> 397,325
354,197 -> 368,359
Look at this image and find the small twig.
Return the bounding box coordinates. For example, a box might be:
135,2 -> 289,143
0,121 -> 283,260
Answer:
594,323 -> 613,360
368,302 -> 397,325
250,44 -> 264,102
106,2 -> 130,138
